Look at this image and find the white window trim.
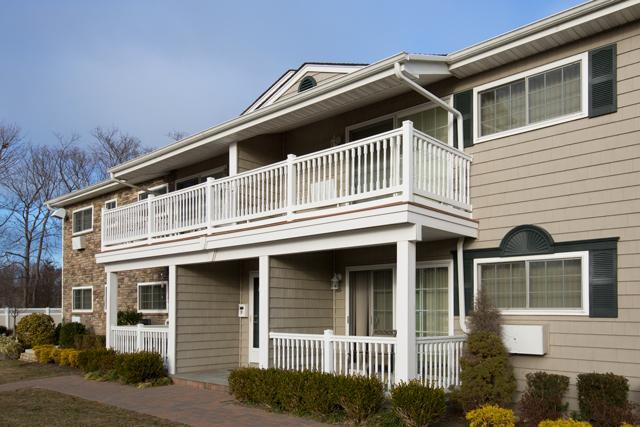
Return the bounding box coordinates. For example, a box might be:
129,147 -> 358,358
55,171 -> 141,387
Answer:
137,183 -> 169,201
473,52 -> 589,144
344,97 -> 454,146
104,284 -> 107,313
137,281 -> 169,314
473,251 -> 590,316
104,198 -> 117,210
345,263 -> 396,336
417,260 -> 455,336
175,165 -> 227,188
71,205 -> 94,236
71,286 -> 93,313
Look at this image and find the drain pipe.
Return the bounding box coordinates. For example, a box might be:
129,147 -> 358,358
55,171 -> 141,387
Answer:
393,62 -> 464,151
456,237 -> 469,333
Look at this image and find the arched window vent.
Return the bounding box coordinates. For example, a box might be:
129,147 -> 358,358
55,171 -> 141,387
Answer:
298,76 -> 317,92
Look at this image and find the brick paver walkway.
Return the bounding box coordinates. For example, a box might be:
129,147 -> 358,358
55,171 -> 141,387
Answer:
0,375 -> 327,427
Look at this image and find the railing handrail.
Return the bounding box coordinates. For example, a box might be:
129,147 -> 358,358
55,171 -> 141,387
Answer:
150,180 -> 207,202
413,129 -> 472,161
269,332 -> 324,340
332,334 -> 397,344
416,334 -> 466,344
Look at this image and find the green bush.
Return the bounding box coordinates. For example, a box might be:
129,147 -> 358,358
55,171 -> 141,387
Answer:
58,348 -> 81,367
337,374 -> 385,423
74,334 -> 105,350
577,372 -> 634,426
15,313 -> 55,348
0,326 -> 8,336
0,336 -> 23,359
455,331 -> 516,412
300,371 -> 341,415
117,310 -> 144,326
33,344 -> 56,363
468,286 -> 502,337
114,351 -> 166,384
58,322 -> 86,348
77,348 -> 117,373
519,372 -> 570,425
391,380 -> 446,427
465,404 -> 515,427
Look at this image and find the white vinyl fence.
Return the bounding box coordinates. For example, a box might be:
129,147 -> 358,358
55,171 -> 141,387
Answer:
2,307 -> 62,331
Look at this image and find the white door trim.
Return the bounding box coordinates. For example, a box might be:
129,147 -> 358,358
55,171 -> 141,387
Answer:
248,271 -> 259,364
416,259 -> 455,336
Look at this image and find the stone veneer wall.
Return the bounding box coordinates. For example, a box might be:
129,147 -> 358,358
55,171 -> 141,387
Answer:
62,178 -> 169,334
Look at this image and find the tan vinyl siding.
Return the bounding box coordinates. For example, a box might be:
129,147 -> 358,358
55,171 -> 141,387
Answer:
460,23 -> 640,405
237,134 -> 284,173
175,262 -> 242,373
279,72 -> 344,101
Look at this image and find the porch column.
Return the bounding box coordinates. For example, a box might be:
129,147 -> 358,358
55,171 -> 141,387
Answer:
105,271 -> 118,349
229,141 -> 238,176
259,255 -> 270,368
167,265 -> 177,375
395,240 -> 417,382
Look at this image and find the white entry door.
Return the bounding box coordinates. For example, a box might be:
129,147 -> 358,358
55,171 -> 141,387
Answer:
248,273 -> 260,364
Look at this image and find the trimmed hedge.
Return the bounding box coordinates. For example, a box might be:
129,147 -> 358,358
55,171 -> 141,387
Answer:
16,313 -> 55,348
519,372 -> 570,425
77,348 -> 117,373
0,336 -> 23,359
228,368 -> 383,422
465,405 -> 515,427
538,420 -> 591,427
33,345 -> 81,368
114,352 -> 166,384
74,334 -> 105,350
391,380 -> 446,427
577,372 -> 634,426
58,322 -> 86,348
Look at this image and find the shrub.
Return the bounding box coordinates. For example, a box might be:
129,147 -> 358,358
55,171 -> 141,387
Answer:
391,380 -> 446,427
465,405 -> 515,427
455,331 -> 516,411
577,372 -> 634,426
114,351 -> 166,384
53,323 -> 61,344
469,285 -> 502,337
33,344 -> 56,363
228,367 -> 260,402
77,348 -> 117,373
538,420 -> 591,427
58,348 -> 81,367
520,372 -> 570,424
74,334 -> 105,350
337,374 -> 384,423
117,310 -> 144,326
0,326 -> 8,336
0,336 -> 23,359
300,371 -> 341,416
58,322 -> 86,348
15,313 -> 55,348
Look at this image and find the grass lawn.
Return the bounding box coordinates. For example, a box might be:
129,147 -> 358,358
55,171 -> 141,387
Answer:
0,359 -> 79,385
0,388 -> 184,426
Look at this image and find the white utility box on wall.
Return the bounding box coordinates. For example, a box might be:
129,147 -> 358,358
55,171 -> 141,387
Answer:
238,304 -> 248,318
71,236 -> 86,250
502,324 -> 548,355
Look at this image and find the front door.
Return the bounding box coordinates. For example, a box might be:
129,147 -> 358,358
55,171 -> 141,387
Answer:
416,262 -> 452,336
348,268 -> 395,336
248,274 -> 260,364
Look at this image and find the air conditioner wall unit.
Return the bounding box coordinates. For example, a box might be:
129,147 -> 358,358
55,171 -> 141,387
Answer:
72,236 -> 86,250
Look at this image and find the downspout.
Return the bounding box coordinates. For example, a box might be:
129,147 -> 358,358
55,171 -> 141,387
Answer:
393,62 -> 464,151
393,60 -> 469,332
456,237 -> 468,333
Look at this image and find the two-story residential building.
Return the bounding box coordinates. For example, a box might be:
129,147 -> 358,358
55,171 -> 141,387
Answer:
47,0 -> 640,405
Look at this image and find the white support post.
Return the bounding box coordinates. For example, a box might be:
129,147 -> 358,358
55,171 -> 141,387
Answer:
323,329 -> 334,374
258,255 -> 270,368
206,177 -> 215,233
286,154 -> 296,218
136,323 -> 143,352
147,194 -> 155,241
167,265 -> 177,375
401,120 -> 415,202
395,240 -> 417,383
105,271 -> 118,349
4,307 -> 8,329
45,307 -> 50,316
229,141 -> 238,176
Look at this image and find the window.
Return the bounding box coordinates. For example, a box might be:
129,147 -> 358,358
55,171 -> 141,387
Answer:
347,118 -> 394,142
72,287 -> 93,312
398,106 -> 449,143
474,53 -> 587,142
72,206 -> 93,235
475,252 -> 589,315
371,269 -> 394,336
137,282 -> 168,312
175,166 -> 227,190
138,184 -> 168,201
298,76 -> 317,92
104,199 -> 117,210
416,265 -> 449,336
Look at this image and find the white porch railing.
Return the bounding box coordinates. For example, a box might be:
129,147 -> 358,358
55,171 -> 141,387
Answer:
270,330 -> 396,389
110,324 -> 169,366
416,335 -> 466,389
102,122 -> 472,248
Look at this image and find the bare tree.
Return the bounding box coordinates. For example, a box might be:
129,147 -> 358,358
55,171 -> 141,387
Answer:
91,127 -> 149,180
0,122 -> 21,178
167,130 -> 188,141
54,132 -> 95,193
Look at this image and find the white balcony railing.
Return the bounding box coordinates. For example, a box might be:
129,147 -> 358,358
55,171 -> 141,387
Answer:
417,335 -> 466,389
102,122 -> 472,248
110,324 -> 169,366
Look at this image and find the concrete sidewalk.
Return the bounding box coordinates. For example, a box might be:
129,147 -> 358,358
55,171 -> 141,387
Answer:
0,375 -> 327,427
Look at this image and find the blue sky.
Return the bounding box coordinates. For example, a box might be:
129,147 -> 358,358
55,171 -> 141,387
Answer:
0,0 -> 583,148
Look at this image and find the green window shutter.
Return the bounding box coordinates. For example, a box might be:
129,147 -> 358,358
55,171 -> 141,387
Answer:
452,253 -> 474,316
589,44 -> 617,118
453,90 -> 473,148
589,247 -> 618,318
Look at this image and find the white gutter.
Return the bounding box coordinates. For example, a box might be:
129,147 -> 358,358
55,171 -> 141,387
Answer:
393,63 -> 464,151
456,237 -> 468,334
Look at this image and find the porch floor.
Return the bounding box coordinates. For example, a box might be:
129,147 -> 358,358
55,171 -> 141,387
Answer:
171,369 -> 231,391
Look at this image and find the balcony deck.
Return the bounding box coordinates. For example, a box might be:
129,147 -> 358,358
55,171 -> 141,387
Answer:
101,122 -> 472,250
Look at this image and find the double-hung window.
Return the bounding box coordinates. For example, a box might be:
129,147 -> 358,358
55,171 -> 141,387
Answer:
72,286 -> 93,312
137,282 -> 168,313
475,53 -> 587,142
474,252 -> 589,315
72,206 -> 93,235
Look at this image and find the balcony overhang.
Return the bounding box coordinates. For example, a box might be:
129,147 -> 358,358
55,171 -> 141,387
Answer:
108,53 -> 451,183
